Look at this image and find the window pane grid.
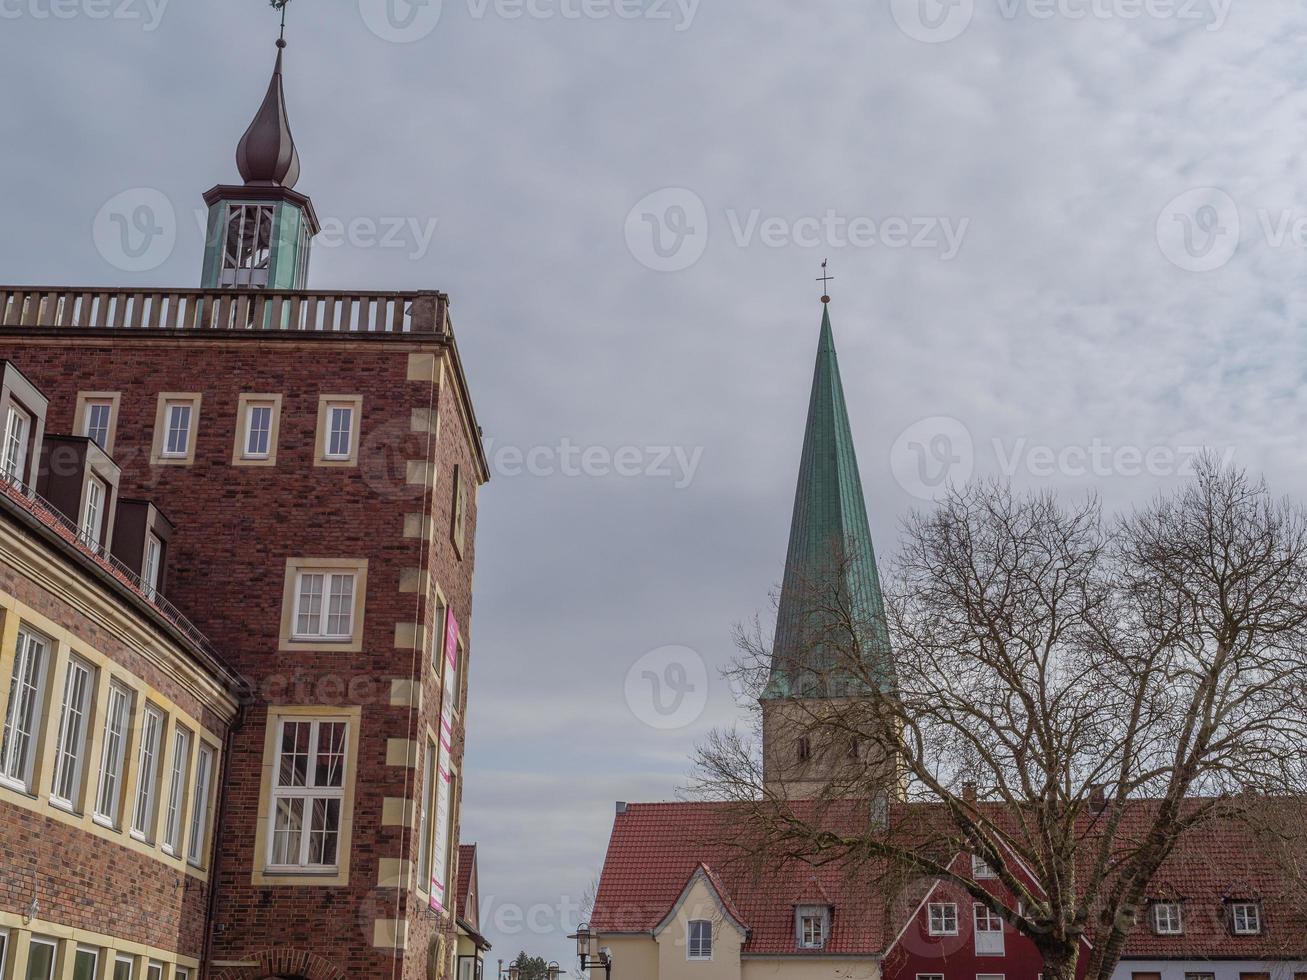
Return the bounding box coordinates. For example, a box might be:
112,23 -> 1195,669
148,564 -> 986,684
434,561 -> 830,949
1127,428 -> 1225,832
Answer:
688,920 -> 712,959
95,684 -> 131,823
327,406 -> 353,458
245,404 -> 272,457
52,657 -> 94,805
3,407 -> 29,481
163,728 -> 191,852
187,744 -> 214,864
268,719 -> 349,870
1,629 -> 47,789
294,571 -> 355,640
85,403 -> 111,449
165,403 -> 192,456
131,708 -> 163,839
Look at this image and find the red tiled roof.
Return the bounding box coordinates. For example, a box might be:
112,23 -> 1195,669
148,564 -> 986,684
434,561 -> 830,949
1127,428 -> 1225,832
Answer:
592,798 -> 1307,960
590,800 -> 894,955
457,843 -> 477,918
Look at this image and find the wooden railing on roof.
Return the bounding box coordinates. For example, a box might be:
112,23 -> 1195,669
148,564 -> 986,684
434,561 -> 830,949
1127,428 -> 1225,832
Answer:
0,287 -> 445,334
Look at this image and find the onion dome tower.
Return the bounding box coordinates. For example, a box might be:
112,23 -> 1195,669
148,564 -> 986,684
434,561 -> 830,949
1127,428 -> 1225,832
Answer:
200,25 -> 319,291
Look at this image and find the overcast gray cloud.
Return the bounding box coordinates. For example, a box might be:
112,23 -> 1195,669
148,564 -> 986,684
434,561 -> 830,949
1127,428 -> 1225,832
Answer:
4,0 -> 1307,967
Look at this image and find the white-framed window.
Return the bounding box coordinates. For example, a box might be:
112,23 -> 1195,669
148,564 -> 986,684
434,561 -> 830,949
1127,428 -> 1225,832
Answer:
1183,974 -> 1215,980
25,937 -> 57,980
796,906 -> 828,949
175,969 -> 191,980
417,741 -> 435,885
94,682 -> 133,826
163,401 -> 193,458
267,718 -> 349,871
113,955 -> 134,980
162,726 -> 191,854
0,930 -> 8,979
72,946 -> 99,980
244,402 -> 274,459
1151,902 -> 1183,935
977,975 -> 1006,980
433,596 -> 448,674
143,533 -> 162,599
451,465 -> 468,556
80,477 -> 105,548
83,401 -> 113,450
1,627 -> 50,791
928,902 -> 959,936
972,854 -> 998,879
974,904 -> 1006,955
51,655 -> 95,808
130,705 -> 164,840
687,919 -> 713,960
187,742 -> 215,865
2,405 -> 30,483
916,975 -> 944,980
145,961 -> 164,980
293,570 -> 356,640
1231,902 -> 1261,935
326,403 -> 354,459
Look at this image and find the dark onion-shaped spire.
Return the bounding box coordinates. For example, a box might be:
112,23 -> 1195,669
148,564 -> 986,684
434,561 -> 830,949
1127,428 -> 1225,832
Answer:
236,39 -> 301,188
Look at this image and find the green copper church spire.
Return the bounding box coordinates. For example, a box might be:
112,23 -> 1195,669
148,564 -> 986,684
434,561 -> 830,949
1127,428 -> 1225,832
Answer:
763,291 -> 893,700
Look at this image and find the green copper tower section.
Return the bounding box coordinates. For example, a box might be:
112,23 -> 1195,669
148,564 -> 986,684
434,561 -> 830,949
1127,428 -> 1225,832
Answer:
763,302 -> 893,700
199,38 -> 319,298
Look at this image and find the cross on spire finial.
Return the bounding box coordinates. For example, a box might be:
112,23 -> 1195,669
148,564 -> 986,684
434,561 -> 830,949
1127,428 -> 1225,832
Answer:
271,0 -> 291,46
817,259 -> 834,304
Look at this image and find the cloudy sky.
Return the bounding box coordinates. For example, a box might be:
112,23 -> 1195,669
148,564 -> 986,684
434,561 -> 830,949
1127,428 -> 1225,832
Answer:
4,0 -> 1307,966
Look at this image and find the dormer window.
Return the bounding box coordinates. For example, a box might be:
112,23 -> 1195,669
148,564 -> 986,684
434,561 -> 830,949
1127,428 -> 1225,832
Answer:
795,905 -> 829,949
686,920 -> 712,960
1230,901 -> 1261,935
1151,901 -> 1183,935
2,404 -> 30,483
81,477 -> 106,548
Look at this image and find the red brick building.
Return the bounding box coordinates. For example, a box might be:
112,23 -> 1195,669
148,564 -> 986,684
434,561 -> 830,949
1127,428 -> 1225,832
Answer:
0,37 -> 489,980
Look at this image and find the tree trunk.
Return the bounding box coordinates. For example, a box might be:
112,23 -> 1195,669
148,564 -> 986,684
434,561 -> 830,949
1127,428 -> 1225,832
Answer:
1041,946 -> 1081,980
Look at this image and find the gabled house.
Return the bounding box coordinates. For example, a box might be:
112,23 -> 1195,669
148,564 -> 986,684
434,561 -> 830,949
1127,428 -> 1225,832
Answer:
456,843 -> 492,980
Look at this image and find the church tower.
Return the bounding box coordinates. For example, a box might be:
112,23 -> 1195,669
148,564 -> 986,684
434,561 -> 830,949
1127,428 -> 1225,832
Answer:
761,290 -> 898,801
199,35 -> 319,292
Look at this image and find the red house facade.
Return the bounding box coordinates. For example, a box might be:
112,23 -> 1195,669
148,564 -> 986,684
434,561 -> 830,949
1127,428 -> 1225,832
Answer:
883,852 -> 1090,980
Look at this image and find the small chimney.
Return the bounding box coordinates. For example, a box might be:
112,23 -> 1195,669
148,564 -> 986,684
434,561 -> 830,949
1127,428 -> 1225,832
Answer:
962,782 -> 977,804
615,801 -> 628,816
1089,785 -> 1108,813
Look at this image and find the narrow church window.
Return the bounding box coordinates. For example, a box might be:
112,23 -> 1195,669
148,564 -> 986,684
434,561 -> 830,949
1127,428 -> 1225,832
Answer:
796,737 -> 811,763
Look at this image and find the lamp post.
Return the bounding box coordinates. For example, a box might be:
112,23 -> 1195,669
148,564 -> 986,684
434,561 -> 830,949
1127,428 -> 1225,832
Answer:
496,961 -> 520,980
569,924 -> 612,980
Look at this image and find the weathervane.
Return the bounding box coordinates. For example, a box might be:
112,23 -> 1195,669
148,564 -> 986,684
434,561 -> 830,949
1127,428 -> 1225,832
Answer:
270,0 -> 291,45
817,259 -> 834,304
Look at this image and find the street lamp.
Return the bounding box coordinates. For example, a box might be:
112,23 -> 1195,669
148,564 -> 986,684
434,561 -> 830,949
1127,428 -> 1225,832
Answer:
496,961 -> 520,980
546,962 -> 561,980
569,924 -> 612,980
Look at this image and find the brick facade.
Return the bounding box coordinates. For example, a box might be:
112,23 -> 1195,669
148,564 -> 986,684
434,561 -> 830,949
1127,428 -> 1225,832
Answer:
0,323 -> 488,979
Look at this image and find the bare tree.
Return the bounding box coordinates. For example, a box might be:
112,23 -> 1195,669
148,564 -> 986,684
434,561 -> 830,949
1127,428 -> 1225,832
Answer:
692,459 -> 1307,980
